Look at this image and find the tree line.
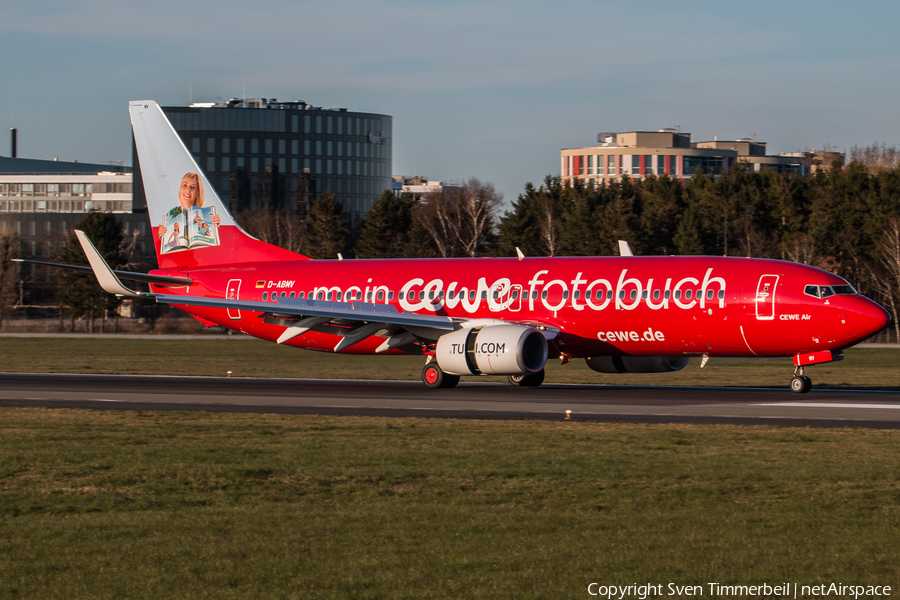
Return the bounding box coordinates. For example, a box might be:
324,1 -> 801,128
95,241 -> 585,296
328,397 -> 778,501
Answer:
232,163 -> 900,340
5,159 -> 900,340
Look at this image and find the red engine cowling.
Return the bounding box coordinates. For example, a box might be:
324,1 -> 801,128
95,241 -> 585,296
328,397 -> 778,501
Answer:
435,325 -> 548,376
585,356 -> 689,374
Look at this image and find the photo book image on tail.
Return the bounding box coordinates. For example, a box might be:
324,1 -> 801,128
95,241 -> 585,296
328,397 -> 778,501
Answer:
162,206 -> 220,254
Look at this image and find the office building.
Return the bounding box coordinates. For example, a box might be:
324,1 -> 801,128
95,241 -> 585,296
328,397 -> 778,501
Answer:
560,130 -> 842,185
135,98 -> 393,226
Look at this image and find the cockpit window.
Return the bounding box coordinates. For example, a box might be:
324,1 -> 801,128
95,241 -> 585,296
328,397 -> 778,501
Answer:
804,284 -> 857,298
832,285 -> 857,295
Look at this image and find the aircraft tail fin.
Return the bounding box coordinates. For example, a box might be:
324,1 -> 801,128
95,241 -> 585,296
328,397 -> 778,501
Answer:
129,100 -> 308,269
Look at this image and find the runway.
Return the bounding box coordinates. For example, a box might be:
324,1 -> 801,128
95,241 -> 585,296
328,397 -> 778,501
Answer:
2,372 -> 900,429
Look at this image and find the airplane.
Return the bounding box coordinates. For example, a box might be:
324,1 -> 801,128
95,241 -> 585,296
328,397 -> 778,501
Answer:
23,101 -> 891,393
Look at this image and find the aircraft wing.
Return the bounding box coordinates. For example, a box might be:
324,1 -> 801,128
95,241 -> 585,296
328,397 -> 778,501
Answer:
70,229 -> 461,352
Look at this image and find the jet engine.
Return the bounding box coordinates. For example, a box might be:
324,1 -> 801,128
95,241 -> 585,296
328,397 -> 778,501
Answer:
435,325 -> 548,376
585,355 -> 689,374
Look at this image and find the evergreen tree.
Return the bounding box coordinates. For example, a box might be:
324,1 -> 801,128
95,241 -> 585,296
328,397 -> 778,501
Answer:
673,203 -> 705,255
0,234 -> 20,327
355,191 -> 414,258
56,212 -> 126,333
637,174 -> 684,255
303,192 -> 350,259
497,177 -> 568,258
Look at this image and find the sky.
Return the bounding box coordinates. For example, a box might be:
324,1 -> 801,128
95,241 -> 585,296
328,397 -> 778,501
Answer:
3,0 -> 900,208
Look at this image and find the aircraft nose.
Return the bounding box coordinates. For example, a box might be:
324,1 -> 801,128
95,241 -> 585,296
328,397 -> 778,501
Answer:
846,296 -> 890,340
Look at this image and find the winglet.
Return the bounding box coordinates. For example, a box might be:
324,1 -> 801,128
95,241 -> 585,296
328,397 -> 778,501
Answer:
618,240 -> 634,257
74,230 -> 144,298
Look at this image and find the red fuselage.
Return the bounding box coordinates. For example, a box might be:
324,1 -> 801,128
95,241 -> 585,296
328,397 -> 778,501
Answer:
150,255 -> 889,359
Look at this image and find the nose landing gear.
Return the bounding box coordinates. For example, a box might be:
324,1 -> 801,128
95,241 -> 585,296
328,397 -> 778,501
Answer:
789,350 -> 843,394
790,366 -> 812,394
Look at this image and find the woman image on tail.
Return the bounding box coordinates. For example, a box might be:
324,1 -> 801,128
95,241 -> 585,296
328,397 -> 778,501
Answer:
157,172 -> 221,245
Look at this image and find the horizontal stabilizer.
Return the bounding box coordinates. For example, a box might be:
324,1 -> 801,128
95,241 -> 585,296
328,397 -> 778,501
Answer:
12,258 -> 193,287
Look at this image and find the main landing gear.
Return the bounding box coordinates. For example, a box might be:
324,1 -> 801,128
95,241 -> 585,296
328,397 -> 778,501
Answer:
508,370 -> 545,388
790,366 -> 812,394
421,363 -> 546,389
422,363 -> 460,389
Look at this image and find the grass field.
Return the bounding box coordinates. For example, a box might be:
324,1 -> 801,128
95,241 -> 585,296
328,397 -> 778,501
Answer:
1,409 -> 899,599
0,336 -> 898,388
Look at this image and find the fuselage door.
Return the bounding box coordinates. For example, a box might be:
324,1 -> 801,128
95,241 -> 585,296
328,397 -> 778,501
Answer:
508,285 -> 522,312
226,279 -> 242,320
755,274 -> 779,321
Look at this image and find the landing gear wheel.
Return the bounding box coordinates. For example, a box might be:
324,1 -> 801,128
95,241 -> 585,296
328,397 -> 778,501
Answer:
422,363 -> 458,389
508,369 -> 545,388
790,375 -> 812,394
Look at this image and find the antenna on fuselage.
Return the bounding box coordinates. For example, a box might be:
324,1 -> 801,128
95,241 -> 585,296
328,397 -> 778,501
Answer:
515,247 -> 525,261
618,240 -> 634,257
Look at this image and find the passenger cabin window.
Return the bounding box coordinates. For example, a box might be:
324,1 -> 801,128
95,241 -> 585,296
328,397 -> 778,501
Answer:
377,290 -> 385,301
262,292 -> 268,301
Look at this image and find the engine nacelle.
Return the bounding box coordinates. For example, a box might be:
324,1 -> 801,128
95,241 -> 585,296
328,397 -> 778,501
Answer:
585,356 -> 689,374
436,325 -> 548,376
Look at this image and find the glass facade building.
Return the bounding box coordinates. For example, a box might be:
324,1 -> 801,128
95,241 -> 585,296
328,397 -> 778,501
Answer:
133,98 -> 392,226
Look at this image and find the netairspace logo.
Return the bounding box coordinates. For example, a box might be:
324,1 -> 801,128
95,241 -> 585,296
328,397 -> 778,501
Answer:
586,582 -> 892,599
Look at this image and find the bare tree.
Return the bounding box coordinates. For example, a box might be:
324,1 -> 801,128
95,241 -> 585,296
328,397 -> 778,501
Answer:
876,218 -> 900,342
235,207 -> 306,254
536,192 -> 560,256
849,143 -> 900,174
783,234 -> 819,265
415,178 -> 501,257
